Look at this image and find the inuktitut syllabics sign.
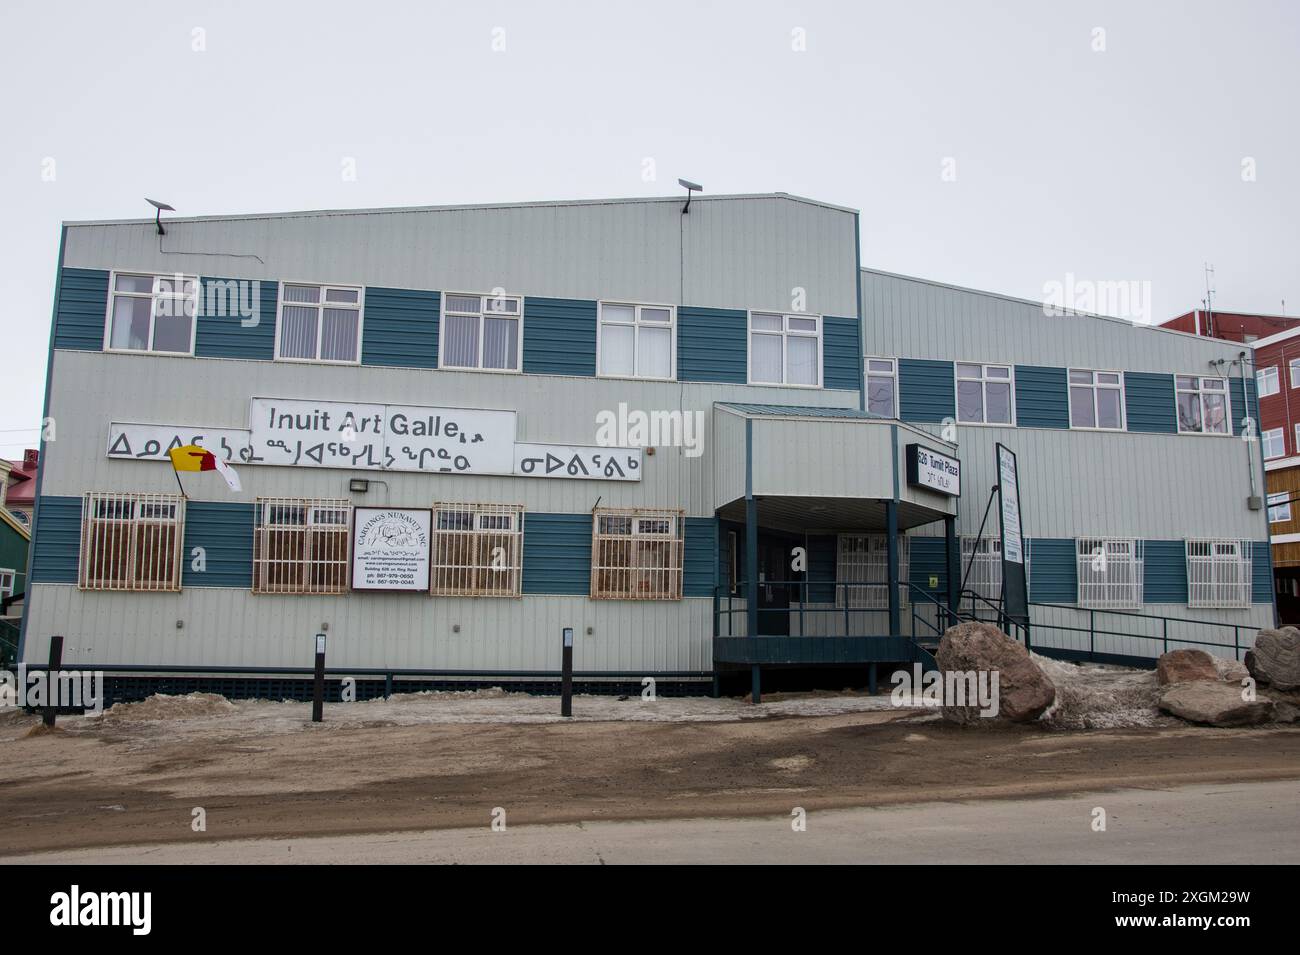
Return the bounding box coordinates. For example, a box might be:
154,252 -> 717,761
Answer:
106,396 -> 642,482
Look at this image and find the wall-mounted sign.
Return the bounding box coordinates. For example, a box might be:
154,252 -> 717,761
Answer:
107,398 -> 642,482
905,443 -> 961,497
351,507 -> 431,592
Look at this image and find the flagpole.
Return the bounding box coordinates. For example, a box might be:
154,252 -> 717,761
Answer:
173,468 -> 187,499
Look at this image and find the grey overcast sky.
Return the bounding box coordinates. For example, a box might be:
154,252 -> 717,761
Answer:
1,0 -> 1297,448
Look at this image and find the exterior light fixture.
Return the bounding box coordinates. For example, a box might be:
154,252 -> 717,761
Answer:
349,478 -> 370,493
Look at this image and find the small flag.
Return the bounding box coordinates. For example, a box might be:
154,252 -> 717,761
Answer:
168,444 -> 241,493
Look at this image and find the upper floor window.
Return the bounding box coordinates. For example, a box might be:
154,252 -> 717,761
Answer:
431,502 -> 524,597
1257,366 -> 1280,398
1263,427 -> 1285,459
1068,369 -> 1125,430
276,283 -> 363,363
1175,375 -> 1229,435
865,358 -> 897,417
1268,492 -> 1291,524
1186,539 -> 1252,609
590,508 -> 684,600
0,568 -> 15,601
252,498 -> 351,594
105,272 -> 197,355
441,292 -> 522,372
1290,358 -> 1300,389
749,312 -> 821,387
598,302 -> 675,380
79,491 -> 184,592
956,363 -> 1014,425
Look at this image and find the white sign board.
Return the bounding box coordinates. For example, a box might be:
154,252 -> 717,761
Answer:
351,507 -> 431,591
107,423 -> 253,463
513,443 -> 641,481
997,446 -> 1024,564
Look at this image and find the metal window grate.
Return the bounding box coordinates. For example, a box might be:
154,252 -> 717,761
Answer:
79,491 -> 184,592
1186,539 -> 1252,609
253,498 -> 351,594
431,502 -> 524,597
590,507 -> 684,600
835,534 -> 910,609
1076,538 -> 1144,609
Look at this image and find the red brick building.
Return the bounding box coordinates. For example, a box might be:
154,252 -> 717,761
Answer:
1161,309 -> 1300,345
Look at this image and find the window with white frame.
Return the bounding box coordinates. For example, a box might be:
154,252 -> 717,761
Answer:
1257,365 -> 1280,398
1068,369 -> 1125,430
1175,376 -> 1230,434
105,272 -> 197,355
956,363 -> 1014,424
79,492 -> 184,592
598,302 -> 675,379
835,535 -> 910,609
252,498 -> 351,594
0,568 -> 15,601
1263,427 -> 1286,459
1290,358 -> 1300,389
430,503 -> 524,597
1268,492 -> 1291,524
276,283 -> 363,363
958,537 -> 1033,608
749,312 -> 821,386
441,292 -> 522,371
590,508 -> 684,600
1076,538 -> 1144,609
1186,539 -> 1253,608
866,358 -> 897,417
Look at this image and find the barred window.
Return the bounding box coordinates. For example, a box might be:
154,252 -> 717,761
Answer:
1187,539 -> 1253,609
79,492 -> 184,591
430,503 -> 523,596
1076,538 -> 1143,609
253,498 -> 351,594
835,535 -> 910,609
591,508 -> 684,600
962,537 -> 1003,601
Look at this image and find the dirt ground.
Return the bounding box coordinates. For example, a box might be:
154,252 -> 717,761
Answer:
3,687 -> 1299,858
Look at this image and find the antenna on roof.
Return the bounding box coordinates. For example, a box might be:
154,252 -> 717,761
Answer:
678,178 -> 702,215
145,198 -> 175,236
1203,262 -> 1216,337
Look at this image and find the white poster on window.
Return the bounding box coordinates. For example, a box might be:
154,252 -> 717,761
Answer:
351,507 -> 431,591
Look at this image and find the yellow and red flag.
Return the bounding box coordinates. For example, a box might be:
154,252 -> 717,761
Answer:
167,444 -> 241,493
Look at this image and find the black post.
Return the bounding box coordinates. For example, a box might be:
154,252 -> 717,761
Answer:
886,501 -> 900,638
43,635 -> 63,728
561,628 -> 574,717
311,633 -> 326,723
945,515 -> 960,628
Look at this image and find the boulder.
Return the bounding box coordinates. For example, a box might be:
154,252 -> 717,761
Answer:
1157,682 -> 1274,727
1156,648 -> 1219,685
936,621 -> 1056,723
1246,628 -> 1300,691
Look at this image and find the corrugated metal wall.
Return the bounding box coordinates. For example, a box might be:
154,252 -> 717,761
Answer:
361,286 -> 440,368
521,297 -> 597,377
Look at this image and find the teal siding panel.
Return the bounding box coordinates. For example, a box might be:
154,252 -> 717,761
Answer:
195,278 -> 277,360
29,495 -> 81,584
1229,376 -> 1259,437
182,501 -> 254,588
909,536 -> 947,598
522,297 -> 596,376
807,534 -> 837,602
678,306 -> 747,383
53,268 -> 109,351
1253,543 -> 1273,603
1015,365 -> 1069,429
1028,538 -> 1077,603
522,513 -> 591,595
1142,539 -> 1188,604
684,517 -> 717,597
822,315 -> 861,391
898,359 -> 955,423
361,286 -> 439,368
1124,372 -> 1177,433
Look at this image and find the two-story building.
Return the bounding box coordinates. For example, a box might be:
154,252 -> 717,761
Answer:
19,193 -> 1275,701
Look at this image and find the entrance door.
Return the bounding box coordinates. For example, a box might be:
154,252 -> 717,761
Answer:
757,534 -> 795,635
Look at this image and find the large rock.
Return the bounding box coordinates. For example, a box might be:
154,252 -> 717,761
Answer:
936,621 -> 1056,723
1158,682 -> 1274,727
1246,628 -> 1300,691
1156,648 -> 1219,685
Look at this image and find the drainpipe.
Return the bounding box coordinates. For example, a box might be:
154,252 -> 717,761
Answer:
1237,351 -> 1259,504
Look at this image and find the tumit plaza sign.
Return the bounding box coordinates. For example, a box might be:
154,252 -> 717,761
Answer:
905,443 -> 961,497
106,396 -> 643,482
